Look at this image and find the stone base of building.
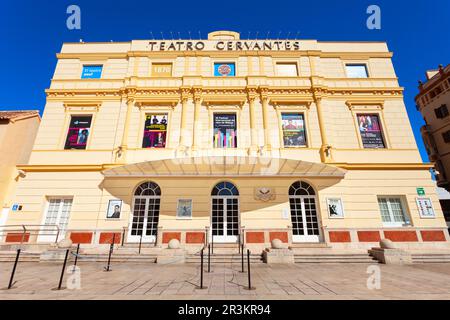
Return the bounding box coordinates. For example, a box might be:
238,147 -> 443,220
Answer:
262,248 -> 295,264
156,248 -> 186,264
369,248 -> 412,265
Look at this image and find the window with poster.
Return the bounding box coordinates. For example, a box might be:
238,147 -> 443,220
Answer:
281,113 -> 307,147
356,113 -> 386,149
64,115 -> 92,149
142,114 -> 168,148
213,114 -> 237,148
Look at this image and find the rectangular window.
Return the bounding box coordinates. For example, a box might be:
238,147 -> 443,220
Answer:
357,114 -> 386,148
378,197 -> 410,226
151,63 -> 172,77
81,65 -> 103,79
142,114 -> 168,148
276,63 -> 298,76
64,115 -> 92,149
213,114 -> 237,148
214,63 -> 235,77
345,64 -> 369,78
443,130 -> 450,143
434,104 -> 449,119
281,113 -> 307,147
38,198 -> 73,242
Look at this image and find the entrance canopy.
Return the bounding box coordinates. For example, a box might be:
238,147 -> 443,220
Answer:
102,156 -> 346,178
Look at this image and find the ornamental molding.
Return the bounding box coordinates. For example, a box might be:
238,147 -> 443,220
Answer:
345,100 -> 385,111
45,86 -> 404,102
63,102 -> 102,112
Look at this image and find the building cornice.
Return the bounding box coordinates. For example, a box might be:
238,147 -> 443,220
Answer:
17,162 -> 433,172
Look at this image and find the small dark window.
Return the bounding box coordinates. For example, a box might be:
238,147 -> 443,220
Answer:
435,104 -> 449,119
443,130 -> 450,143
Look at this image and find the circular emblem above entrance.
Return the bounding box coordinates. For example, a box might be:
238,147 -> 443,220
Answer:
217,64 -> 232,76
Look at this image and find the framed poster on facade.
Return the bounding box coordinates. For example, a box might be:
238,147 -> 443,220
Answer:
357,114 -> 385,148
64,115 -> 92,149
177,199 -> 192,219
326,198 -> 345,218
106,199 -> 122,219
213,114 -> 237,148
142,114 -> 168,148
416,197 -> 435,218
281,113 -> 307,147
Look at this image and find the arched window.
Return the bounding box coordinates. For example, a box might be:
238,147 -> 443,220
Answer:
211,181 -> 239,196
134,181 -> 161,196
289,181 -> 315,196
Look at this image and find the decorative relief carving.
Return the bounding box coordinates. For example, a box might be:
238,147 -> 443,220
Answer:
254,187 -> 275,202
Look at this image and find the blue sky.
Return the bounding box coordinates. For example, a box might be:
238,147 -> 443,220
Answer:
1,0 -> 449,162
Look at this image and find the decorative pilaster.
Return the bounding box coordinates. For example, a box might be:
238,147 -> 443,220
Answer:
117,88 -> 136,162
313,88 -> 333,162
191,86 -> 202,152
178,86 -> 191,153
259,86 -> 272,152
247,86 -> 259,155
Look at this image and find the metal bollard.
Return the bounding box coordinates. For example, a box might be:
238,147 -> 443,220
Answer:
72,243 -> 80,273
7,249 -> 21,289
196,248 -> 207,289
57,249 -> 70,290
240,244 -> 245,273
138,233 -> 143,254
207,244 -> 211,273
104,234 -> 115,272
245,249 -> 255,290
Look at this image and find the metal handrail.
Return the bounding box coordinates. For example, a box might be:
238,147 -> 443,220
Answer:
0,224 -> 60,244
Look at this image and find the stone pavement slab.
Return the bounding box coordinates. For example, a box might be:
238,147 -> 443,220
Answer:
1,261 -> 450,299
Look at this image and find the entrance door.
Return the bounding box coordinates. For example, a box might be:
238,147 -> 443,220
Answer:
211,182 -> 239,243
128,182 -> 161,243
38,198 -> 73,243
289,181 -> 320,242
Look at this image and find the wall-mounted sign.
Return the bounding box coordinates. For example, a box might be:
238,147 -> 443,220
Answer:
416,197 -> 435,218
106,200 -> 122,219
416,187 -> 425,196
145,40 -> 301,52
214,63 -> 235,76
81,65 -> 103,79
357,114 -> 385,149
151,63 -> 172,77
11,204 -> 19,211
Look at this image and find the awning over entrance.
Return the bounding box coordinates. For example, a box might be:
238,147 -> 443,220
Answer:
102,156 -> 347,178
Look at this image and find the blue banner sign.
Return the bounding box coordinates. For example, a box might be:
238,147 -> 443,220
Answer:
81,65 -> 103,79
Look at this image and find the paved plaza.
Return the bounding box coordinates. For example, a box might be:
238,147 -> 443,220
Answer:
1,261 -> 450,299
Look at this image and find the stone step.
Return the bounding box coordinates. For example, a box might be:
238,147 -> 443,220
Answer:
411,254 -> 450,263
0,252 -> 41,262
294,253 -> 378,264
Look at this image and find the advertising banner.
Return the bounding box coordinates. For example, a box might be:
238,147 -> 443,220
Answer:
213,114 -> 237,148
142,114 -> 168,148
357,114 -> 385,148
281,113 -> 307,147
64,116 -> 92,149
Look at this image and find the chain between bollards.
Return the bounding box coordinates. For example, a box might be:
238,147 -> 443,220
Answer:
138,233 -> 143,254
7,249 -> 21,289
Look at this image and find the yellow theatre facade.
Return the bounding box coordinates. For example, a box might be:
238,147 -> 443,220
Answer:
4,30 -> 449,249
